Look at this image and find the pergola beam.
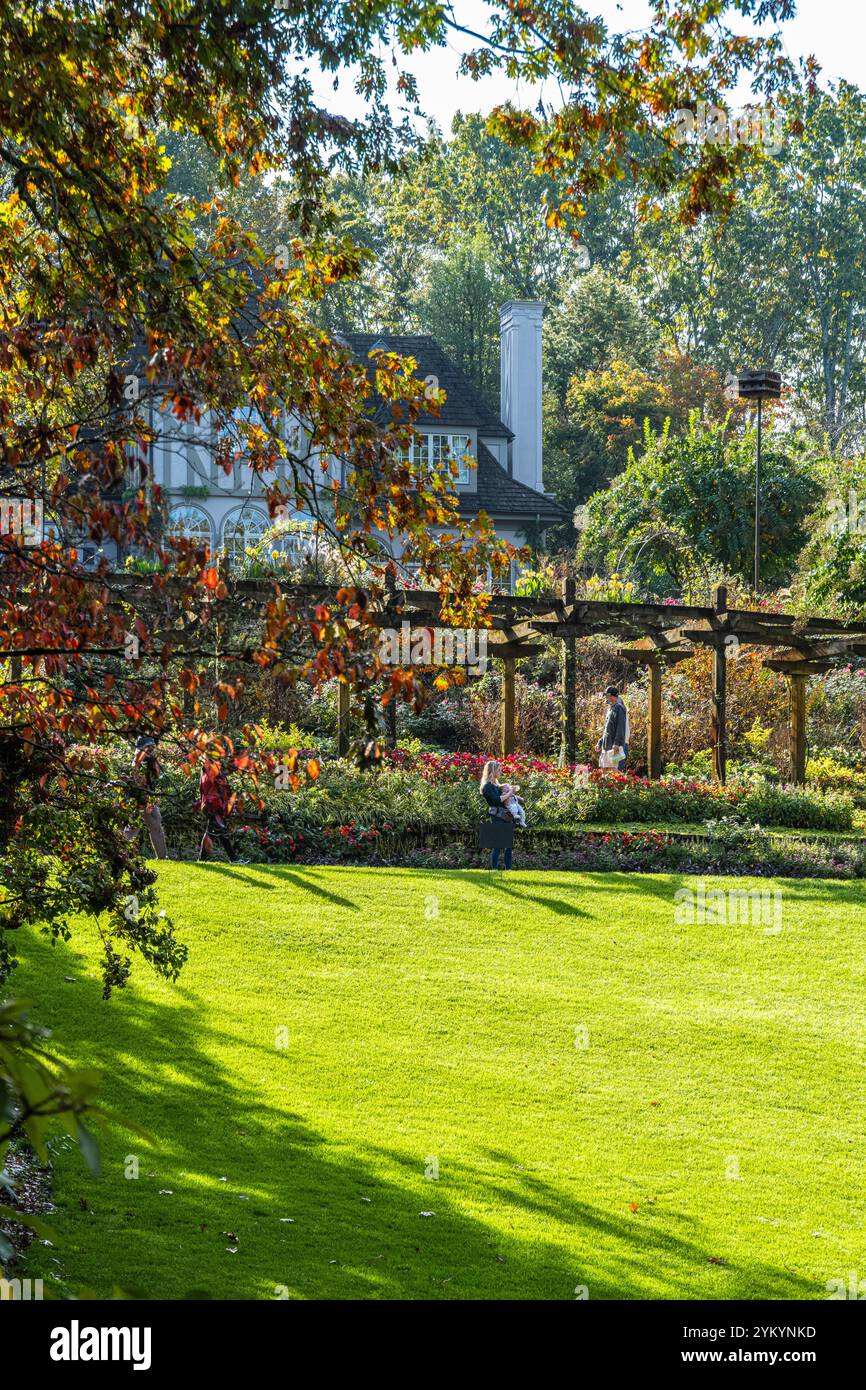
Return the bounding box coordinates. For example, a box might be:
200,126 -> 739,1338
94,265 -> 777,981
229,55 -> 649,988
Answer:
617,647 -> 693,665
490,641 -> 542,660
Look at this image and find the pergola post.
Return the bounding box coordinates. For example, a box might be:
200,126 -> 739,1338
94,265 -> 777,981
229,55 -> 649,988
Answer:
500,657 -> 516,756
788,672 -> 807,785
711,584 -> 727,784
559,575 -> 576,767
337,680 -> 351,758
647,658 -> 662,780
384,680 -> 397,750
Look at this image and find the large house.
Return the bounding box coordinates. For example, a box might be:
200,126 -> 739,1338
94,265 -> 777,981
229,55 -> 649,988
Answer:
146,299 -> 566,579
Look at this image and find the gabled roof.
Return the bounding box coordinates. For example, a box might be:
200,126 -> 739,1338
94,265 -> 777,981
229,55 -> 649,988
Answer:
338,332 -> 512,440
460,442 -> 568,524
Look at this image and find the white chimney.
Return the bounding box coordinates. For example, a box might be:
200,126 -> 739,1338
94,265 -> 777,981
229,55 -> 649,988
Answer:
499,300 -> 544,492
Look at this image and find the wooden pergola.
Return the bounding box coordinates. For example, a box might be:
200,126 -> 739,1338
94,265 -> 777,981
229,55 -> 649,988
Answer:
369,581 -> 866,783
102,570 -> 866,783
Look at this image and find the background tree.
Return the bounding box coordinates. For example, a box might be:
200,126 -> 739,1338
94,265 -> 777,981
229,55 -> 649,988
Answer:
799,458 -> 866,616
578,416 -> 822,596
419,230 -> 510,402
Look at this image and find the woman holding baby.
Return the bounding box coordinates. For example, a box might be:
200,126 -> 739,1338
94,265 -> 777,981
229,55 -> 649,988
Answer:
479,760 -> 525,870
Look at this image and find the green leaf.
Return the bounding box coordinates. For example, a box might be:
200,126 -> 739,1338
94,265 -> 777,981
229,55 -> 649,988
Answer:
0,1204 -> 54,1238
75,1121 -> 101,1177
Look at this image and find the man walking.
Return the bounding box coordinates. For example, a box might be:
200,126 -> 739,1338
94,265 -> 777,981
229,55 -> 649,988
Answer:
597,684 -> 630,771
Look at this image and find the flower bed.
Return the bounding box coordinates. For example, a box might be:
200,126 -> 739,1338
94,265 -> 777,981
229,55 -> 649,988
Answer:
377,754 -> 854,831
237,819 -> 866,878
102,743 -> 856,865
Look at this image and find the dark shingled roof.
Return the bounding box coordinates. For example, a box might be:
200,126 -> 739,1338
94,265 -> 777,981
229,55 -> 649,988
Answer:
338,330 -> 568,525
460,441 -> 568,524
338,332 -> 512,439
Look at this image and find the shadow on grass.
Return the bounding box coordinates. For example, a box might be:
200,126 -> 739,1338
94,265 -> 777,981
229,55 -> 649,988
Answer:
14,927 -> 825,1300
194,861 -> 359,909
452,866 -> 866,912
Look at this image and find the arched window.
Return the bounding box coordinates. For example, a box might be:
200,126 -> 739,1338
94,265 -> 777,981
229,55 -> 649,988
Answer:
221,506 -> 270,565
279,512 -> 319,564
167,504 -> 213,549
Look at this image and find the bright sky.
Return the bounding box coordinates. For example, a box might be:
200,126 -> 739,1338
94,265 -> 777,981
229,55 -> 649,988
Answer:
310,0 -> 865,130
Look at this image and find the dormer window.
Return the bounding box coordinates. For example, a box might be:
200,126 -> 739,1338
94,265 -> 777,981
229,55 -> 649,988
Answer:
430,432 -> 472,485
396,431 -> 474,485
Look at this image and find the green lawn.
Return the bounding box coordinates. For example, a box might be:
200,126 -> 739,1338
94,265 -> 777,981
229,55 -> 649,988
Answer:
14,864 -> 866,1300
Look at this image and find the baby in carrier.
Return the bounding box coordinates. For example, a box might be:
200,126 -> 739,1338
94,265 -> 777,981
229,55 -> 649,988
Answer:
499,783 -> 527,828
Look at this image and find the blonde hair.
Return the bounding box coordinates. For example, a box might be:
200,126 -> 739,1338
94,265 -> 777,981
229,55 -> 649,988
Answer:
480,759 -> 501,789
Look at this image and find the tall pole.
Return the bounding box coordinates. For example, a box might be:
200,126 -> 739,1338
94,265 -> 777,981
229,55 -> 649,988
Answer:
559,574 -> 576,767
788,672 -> 807,785
647,658 -> 662,781
500,657 -> 516,757
711,584 -> 727,785
337,680 -> 351,758
754,397 -> 762,594
738,370 -> 780,592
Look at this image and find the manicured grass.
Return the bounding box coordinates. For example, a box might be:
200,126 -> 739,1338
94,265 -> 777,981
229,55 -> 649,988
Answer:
15,864 -> 866,1300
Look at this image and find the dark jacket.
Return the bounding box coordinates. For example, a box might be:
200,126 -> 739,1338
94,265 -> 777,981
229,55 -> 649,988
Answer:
482,781 -> 511,821
601,699 -> 628,752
